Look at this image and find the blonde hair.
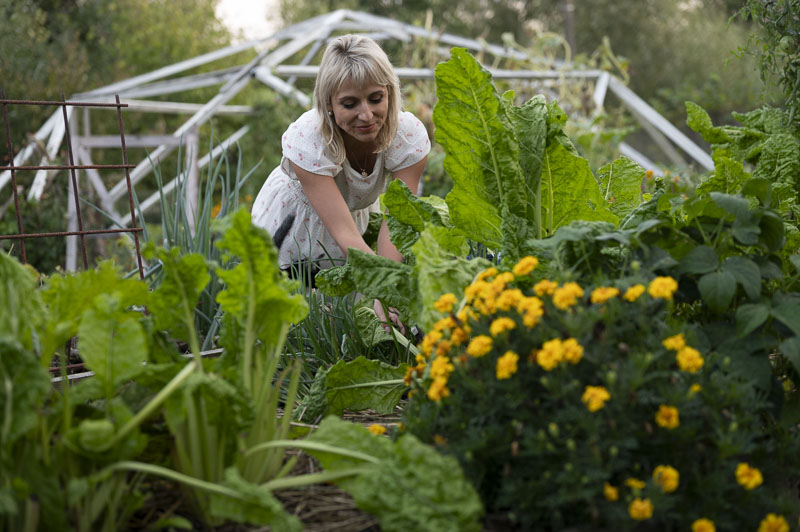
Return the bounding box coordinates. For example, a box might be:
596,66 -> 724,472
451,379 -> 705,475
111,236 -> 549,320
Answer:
314,35 -> 401,165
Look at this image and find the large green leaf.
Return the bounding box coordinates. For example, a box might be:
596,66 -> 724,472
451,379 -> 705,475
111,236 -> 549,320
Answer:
0,253 -> 43,353
148,248 -> 210,343
77,295 -> 147,399
772,303 -> 800,336
736,303 -> 770,337
0,340 -> 51,448
315,264 -> 356,296
686,101 -> 730,145
213,209 -> 308,346
698,271 -> 737,313
41,260 -> 148,366
307,416 -> 483,532
347,250 -> 416,315
679,245 -> 719,274
781,337 -> 800,379
383,180 -> 448,261
696,155 -> 751,196
208,467 -> 301,531
539,136 -> 618,235
435,47 -> 526,248
412,226 -> 491,331
721,256 -> 762,300
596,156 -> 645,218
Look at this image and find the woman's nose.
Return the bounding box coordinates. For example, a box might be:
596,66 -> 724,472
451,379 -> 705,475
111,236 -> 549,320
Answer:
358,103 -> 373,120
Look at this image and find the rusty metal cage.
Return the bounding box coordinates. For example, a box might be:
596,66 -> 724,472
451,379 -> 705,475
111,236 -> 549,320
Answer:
0,91 -> 144,279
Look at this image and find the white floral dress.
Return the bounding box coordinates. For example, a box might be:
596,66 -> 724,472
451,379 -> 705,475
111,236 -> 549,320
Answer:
252,109 -> 431,268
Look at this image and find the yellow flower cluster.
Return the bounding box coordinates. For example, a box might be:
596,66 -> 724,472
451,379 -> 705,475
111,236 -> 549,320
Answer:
496,351 -> 519,380
648,276 -> 678,300
512,255 -> 539,276
582,385 -> 611,412
676,346 -> 704,373
590,286 -> 620,304
623,284 -> 646,302
433,292 -> 458,313
625,477 -> 645,490
628,498 -> 653,520
758,514 -> 789,532
534,279 -> 558,296
603,482 -> 619,501
735,462 -> 763,490
368,424 -> 387,436
517,295 -> 544,327
534,337 -> 584,371
655,405 -> 680,429
466,335 -> 493,358
692,518 -> 716,532
552,282 -> 584,310
489,317 -> 516,337
652,465 -> 679,493
662,333 -> 704,373
427,376 -> 450,402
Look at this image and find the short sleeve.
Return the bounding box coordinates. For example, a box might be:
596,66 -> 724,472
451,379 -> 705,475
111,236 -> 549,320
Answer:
384,111 -> 431,172
280,109 -> 341,178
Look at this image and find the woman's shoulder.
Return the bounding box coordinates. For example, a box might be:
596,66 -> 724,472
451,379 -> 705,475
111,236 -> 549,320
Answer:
282,109 -> 339,177
384,111 -> 431,171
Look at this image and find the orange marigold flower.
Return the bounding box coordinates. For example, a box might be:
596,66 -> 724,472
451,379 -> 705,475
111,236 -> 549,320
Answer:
476,267 -> 498,282
662,333 -> 686,351
512,255 -> 539,276
496,288 -> 524,311
689,383 -> 702,395
368,424 -> 387,436
430,356 -> 454,379
536,338 -> 564,371
648,276 -> 678,300
655,405 -> 680,429
623,284 -> 646,302
433,316 -> 456,333
466,335 -> 493,358
496,351 -> 519,380
490,317 -> 516,336
652,465 -> 679,493
450,326 -> 470,346
534,279 -> 558,296
435,340 -> 453,357
582,385 -> 610,412
625,478 -> 645,490
591,286 -> 620,304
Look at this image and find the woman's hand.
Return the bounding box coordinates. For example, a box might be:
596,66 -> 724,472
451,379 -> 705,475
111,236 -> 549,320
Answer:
373,298 -> 405,334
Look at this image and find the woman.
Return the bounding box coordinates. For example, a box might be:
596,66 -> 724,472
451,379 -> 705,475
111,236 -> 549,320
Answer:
252,34 -> 430,327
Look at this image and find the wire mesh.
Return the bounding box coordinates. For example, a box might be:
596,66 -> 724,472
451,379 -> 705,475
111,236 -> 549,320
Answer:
0,91 -> 145,279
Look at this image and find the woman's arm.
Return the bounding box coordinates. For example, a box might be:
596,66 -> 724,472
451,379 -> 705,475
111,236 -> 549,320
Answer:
376,156 -> 427,262
291,161 -> 373,256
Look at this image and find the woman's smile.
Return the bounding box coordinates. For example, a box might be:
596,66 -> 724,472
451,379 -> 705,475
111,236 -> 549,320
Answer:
331,79 -> 388,145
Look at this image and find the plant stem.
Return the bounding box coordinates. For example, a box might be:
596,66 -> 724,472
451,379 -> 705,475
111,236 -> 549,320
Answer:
262,468 -> 369,491
244,440 -> 380,464
328,379 -> 405,391
101,461 -> 242,499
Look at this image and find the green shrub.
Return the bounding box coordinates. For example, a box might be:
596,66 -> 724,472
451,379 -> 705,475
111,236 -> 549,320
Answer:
402,258 -> 800,530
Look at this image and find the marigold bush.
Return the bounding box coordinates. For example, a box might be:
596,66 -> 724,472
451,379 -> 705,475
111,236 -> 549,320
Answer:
402,259 -> 800,530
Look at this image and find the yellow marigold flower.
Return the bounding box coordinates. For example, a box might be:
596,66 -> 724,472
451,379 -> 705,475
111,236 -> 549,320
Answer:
433,316 -> 456,333
692,518 -> 716,532
561,338 -> 584,364
496,288 -> 524,311
623,284 -> 646,302
628,498 -> 653,520
662,333 -> 686,351
433,434 -> 447,446
553,282 -> 584,310
427,376 -> 450,402
490,317 -> 516,337
435,340 -> 452,357
582,385 -> 611,412
648,276 -> 679,300
430,356 -> 454,379
677,346 -> 704,373
496,351 -> 519,380
536,338 -> 564,371
466,335 -> 493,358
434,293 -> 458,313
522,309 -> 543,328
534,279 -> 558,296
735,463 -> 763,490
419,330 -> 442,357
512,256 -> 539,276
476,267 -> 498,282
403,365 -> 415,386
689,383 -> 702,395
655,405 -> 680,429
603,482 -> 619,501
368,424 -> 387,436
495,271 -> 515,284
464,281 -> 487,303
652,465 -> 679,493
758,514 -> 789,532
625,478 -> 645,490
591,286 -> 620,304
450,326 -> 470,346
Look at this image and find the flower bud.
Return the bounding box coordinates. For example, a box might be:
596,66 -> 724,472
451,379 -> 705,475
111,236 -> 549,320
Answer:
548,422 -> 560,438
723,357 -> 731,367
564,462 -> 573,472
537,429 -> 547,441
609,446 -> 619,457
605,370 -> 617,385
566,438 -> 576,451
540,376 -> 549,387
729,422 -> 738,432
631,260 -> 641,272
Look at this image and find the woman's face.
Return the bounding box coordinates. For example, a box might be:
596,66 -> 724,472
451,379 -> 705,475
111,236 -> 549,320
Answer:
330,79 -> 388,146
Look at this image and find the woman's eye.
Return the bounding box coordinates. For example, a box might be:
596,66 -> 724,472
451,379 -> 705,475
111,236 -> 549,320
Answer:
369,96 -> 383,104
342,103 -> 355,109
